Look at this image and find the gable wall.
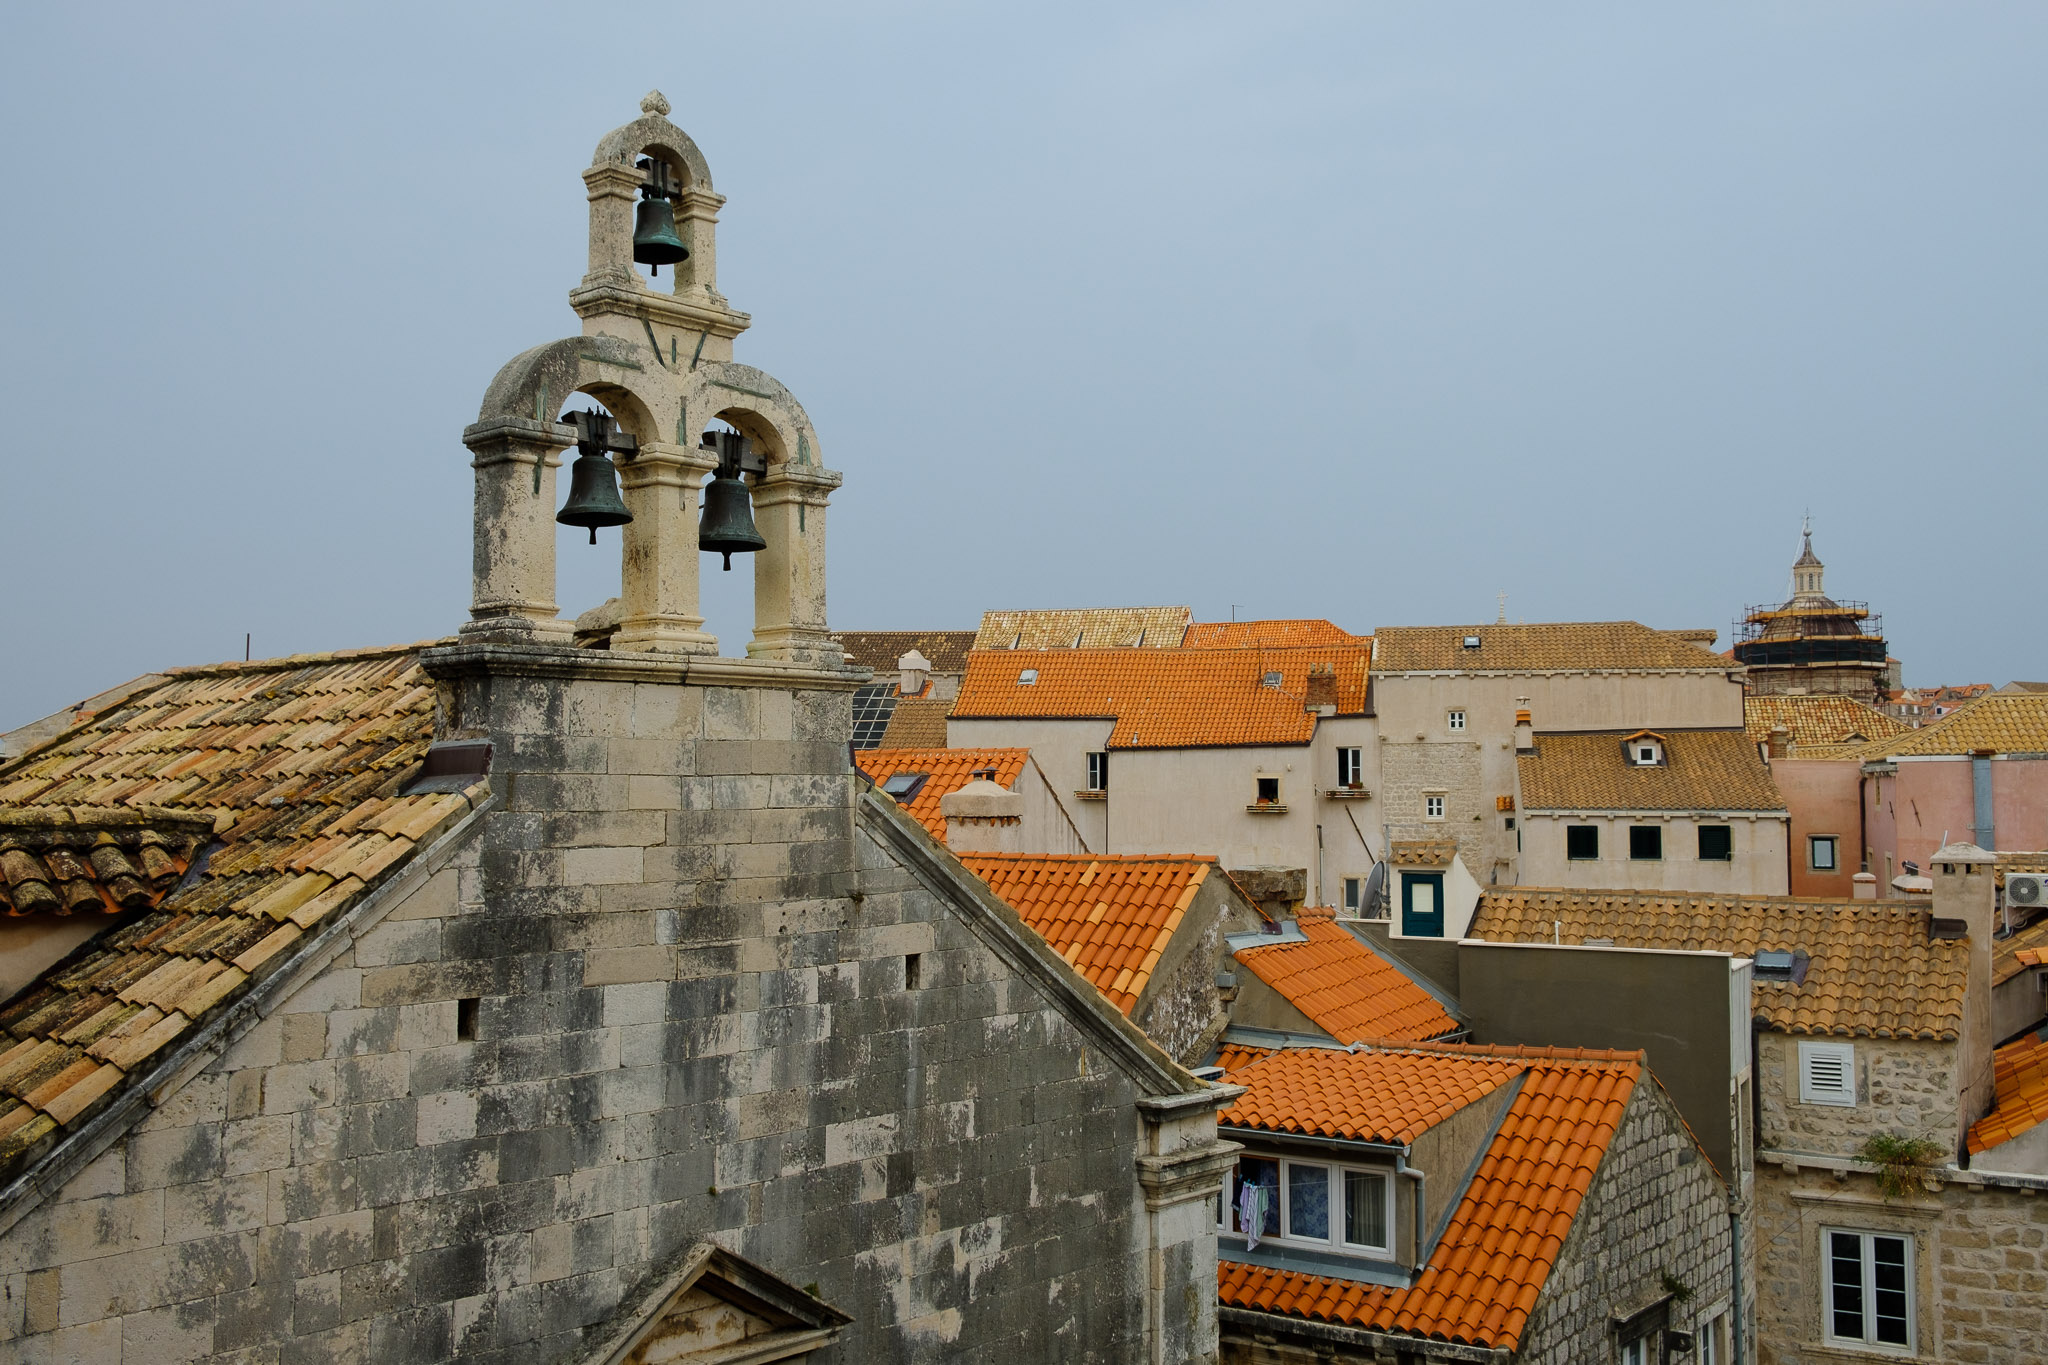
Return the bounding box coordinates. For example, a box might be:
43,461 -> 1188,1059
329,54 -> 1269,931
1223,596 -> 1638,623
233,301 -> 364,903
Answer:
0,653 -> 1221,1364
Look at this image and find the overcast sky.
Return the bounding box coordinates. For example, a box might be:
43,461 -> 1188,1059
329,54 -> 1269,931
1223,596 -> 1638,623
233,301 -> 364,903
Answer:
3,3 -> 2044,727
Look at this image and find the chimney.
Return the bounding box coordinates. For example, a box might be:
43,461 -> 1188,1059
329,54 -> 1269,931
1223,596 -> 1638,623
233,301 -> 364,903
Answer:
1513,700 -> 1534,754
1766,723 -> 1792,760
1851,872 -> 1877,900
940,773 -> 1024,853
1304,664 -> 1337,714
1931,841 -> 1998,1138
896,649 -> 932,697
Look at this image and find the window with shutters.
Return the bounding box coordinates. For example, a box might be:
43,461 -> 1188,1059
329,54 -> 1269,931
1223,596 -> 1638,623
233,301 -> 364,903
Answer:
1629,825 -> 1662,861
1699,825 -> 1733,861
1824,1229 -> 1913,1351
1799,1040 -> 1856,1107
1567,825 -> 1599,860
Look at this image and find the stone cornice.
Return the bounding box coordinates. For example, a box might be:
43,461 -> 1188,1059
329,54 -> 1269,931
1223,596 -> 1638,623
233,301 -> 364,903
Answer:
463,416 -> 575,452
422,641 -> 866,692
568,282 -> 751,338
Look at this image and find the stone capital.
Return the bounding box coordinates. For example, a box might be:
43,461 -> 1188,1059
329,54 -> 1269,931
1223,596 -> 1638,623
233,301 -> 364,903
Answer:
618,440 -> 717,489
463,416 -> 574,458
582,162 -> 644,200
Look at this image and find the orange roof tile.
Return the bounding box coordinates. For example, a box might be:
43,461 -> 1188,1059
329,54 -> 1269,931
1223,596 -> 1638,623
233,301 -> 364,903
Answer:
0,810 -> 203,916
1848,692 -> 2048,759
1389,839 -> 1458,868
1471,888 -> 1963,1040
1184,620 -> 1367,649
852,747 -> 1029,840
1235,917 -> 1459,1044
0,644 -> 480,1179
1218,1044 -> 1519,1143
1745,695 -> 1906,755
1996,918 -> 2048,987
1967,1030 -> 2048,1155
1212,1041 -> 1276,1072
953,645 -> 1370,749
958,853 -> 1214,1014
1218,1046 -> 1643,1350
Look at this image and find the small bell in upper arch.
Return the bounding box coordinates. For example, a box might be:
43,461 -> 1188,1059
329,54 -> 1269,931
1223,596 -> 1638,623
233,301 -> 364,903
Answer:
633,158 -> 688,276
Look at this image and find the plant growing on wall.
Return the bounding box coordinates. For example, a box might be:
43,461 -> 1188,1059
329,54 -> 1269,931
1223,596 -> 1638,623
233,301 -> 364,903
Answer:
1854,1132 -> 1947,1199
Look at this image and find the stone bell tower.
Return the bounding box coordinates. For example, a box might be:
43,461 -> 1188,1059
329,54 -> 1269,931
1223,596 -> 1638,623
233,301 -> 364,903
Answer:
460,91 -> 843,667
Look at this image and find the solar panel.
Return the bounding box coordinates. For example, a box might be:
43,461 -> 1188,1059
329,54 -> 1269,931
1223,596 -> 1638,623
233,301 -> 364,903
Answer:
850,683 -> 898,750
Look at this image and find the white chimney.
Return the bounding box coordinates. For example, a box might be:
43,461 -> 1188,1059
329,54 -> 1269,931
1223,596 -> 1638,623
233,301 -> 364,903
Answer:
940,774 -> 1025,853
897,649 -> 932,697
1513,702 -> 1534,754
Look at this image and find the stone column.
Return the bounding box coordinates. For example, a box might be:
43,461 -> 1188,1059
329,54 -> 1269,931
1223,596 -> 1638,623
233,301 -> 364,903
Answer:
461,417 -> 575,644
674,187 -> 726,304
614,440 -> 720,655
581,162 -> 643,289
748,464 -> 842,666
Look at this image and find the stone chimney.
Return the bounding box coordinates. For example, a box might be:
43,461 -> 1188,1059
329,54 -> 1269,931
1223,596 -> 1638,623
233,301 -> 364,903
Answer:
940,773 -> 1024,853
1304,665 -> 1337,715
1766,723 -> 1792,760
1513,701 -> 1534,754
897,649 -> 931,697
1851,872 -> 1877,900
1931,841 -> 1998,1137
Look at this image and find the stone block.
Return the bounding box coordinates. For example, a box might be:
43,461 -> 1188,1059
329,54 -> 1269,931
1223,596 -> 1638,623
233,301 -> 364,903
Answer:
627,775 -> 682,809
562,846 -> 645,886
583,946 -> 677,987
416,1091 -> 480,1146
353,918 -> 443,969
119,1301 -> 215,1361
384,865 -> 460,923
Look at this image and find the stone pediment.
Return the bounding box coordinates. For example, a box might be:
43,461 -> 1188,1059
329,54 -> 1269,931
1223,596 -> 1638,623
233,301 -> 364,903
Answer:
584,1242 -> 851,1365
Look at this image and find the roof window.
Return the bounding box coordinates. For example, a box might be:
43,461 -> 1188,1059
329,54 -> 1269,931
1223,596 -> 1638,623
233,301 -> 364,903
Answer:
880,772 -> 929,801
1752,949 -> 1809,984
1462,636 -> 1481,649
1017,668 -> 1038,685
1261,671 -> 1283,688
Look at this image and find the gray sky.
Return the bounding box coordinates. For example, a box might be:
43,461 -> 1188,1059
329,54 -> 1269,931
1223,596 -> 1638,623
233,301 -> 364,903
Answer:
4,3 -> 2044,728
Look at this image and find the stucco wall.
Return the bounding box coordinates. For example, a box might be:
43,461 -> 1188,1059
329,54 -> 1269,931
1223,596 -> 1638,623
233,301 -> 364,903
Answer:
0,662 -> 1223,1365
1516,811 -> 1789,895
1864,756 -> 2048,894
1770,758 -> 1864,897
947,717 -> 1112,852
1758,1031 -> 1961,1161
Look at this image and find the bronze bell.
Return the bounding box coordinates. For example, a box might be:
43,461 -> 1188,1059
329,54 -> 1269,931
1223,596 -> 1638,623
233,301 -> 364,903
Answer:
556,411 -> 637,544
633,158 -> 688,275
698,429 -> 767,570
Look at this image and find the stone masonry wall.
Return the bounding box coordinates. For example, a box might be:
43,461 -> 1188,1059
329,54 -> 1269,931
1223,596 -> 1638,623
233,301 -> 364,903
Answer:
1132,880 -> 1261,1067
1378,738 -> 1486,884
0,657 -> 1207,1364
1515,1077 -> 1734,1365
1758,1032 -> 1961,1161
1753,1164 -> 2048,1364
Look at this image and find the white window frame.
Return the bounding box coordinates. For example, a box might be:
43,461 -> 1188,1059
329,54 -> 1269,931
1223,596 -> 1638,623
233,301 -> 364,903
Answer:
1217,1158 -> 1394,1256
1822,1227 -> 1915,1352
1342,876 -> 1363,913
1447,709 -> 1466,732
1337,747 -> 1363,788
1085,751 -> 1108,792
1810,835 -> 1839,871
1799,1040 -> 1856,1107
1634,742 -> 1660,766
1424,794 -> 1445,821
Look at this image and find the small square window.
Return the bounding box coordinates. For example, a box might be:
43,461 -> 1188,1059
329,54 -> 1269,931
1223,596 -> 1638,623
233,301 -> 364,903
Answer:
1637,745 -> 1657,763
1447,710 -> 1466,731
1567,825 -> 1599,860
1629,825 -> 1662,861
1424,795 -> 1444,820
1017,668 -> 1038,685
1800,1040 -> 1856,1106
1256,777 -> 1280,804
1810,836 -> 1839,871
1699,825 -> 1733,861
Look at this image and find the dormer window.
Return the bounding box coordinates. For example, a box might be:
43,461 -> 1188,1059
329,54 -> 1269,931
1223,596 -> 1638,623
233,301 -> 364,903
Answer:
1219,1155 -> 1393,1256
1622,732 -> 1666,766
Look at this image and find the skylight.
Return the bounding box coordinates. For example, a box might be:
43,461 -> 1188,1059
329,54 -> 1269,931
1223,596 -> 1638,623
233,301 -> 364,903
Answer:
1462,636 -> 1481,649
1261,671 -> 1282,688
1018,668 -> 1038,685
880,772 -> 929,801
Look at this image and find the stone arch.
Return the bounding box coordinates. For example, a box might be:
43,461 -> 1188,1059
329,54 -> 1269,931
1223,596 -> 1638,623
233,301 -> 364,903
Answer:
590,108 -> 714,193
681,362 -> 822,471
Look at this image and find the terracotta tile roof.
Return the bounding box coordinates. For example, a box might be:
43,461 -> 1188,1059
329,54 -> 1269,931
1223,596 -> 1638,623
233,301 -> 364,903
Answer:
1994,913 -> 2048,987
1212,1041 -> 1276,1072
1850,693 -> 2048,759
2012,948 -> 2048,969
852,747 -> 1029,840
953,645 -> 1370,750
1218,1044 -> 1520,1143
1745,695 -> 1907,754
1996,852 -> 2048,889
974,607 -> 1190,651
957,854 -> 1214,1014
0,810 -> 208,916
1470,889 -> 1964,1040
836,630 -> 976,675
0,644 -> 482,1180
1517,729 -> 1785,813
1234,917 -> 1459,1043
1966,1029 -> 2048,1155
876,696 -> 951,750
1371,622 -> 1730,674
1184,620 -> 1367,649
1218,1045 -> 1643,1350
1389,839 -> 1458,868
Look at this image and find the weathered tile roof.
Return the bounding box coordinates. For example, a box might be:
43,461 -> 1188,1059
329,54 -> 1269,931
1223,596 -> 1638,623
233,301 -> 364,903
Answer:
836,630 -> 976,675
953,645 -> 1370,750
852,747 -> 1030,840
0,645 -> 482,1179
1994,914 -> 2048,987
1372,622 -> 1730,674
876,696 -> 950,750
1389,839 -> 1458,868
1235,915 -> 1460,1044
1218,1044 -> 1644,1350
1211,1041 -> 1277,1072
974,607 -> 1190,651
1996,852 -> 2048,889
1517,729 -> 1785,813
1744,695 -> 1907,754
1966,1028 -> 2048,1155
1470,888 -> 1965,1039
1851,693 -> 2048,759
957,854 -> 1214,1014
1184,620 -> 1366,649
0,809 -> 208,916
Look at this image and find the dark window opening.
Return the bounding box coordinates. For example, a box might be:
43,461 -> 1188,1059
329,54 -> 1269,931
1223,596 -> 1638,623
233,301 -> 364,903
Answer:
1629,825 -> 1663,861
1337,747 -> 1363,787
456,997 -> 480,1042
1256,777 -> 1280,804
1566,825 -> 1599,860
1699,825 -> 1733,861
881,772 -> 929,802
1086,752 -> 1108,791
905,953 -> 922,990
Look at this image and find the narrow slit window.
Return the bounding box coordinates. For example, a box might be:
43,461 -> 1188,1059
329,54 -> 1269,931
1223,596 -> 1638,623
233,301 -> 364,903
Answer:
904,953 -> 922,990
456,997 -> 480,1042
1085,752 -> 1108,792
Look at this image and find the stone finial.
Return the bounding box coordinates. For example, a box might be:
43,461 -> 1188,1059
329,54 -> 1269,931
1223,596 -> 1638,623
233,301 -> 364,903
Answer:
641,90 -> 671,117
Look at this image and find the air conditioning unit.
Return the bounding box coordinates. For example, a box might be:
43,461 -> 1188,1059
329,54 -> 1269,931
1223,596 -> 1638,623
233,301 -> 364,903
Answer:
2009,873 -> 2047,910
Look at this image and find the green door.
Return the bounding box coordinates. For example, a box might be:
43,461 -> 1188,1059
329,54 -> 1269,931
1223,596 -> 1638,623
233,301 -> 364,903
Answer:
1401,872 -> 1445,937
